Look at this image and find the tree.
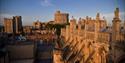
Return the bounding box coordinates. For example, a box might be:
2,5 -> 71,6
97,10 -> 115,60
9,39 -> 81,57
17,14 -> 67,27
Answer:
46,23 -> 69,36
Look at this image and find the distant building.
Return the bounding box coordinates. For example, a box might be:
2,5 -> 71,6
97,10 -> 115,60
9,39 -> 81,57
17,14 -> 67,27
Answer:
54,10 -> 69,24
13,16 -> 23,34
4,18 -> 14,33
23,26 -> 32,34
32,20 -> 55,30
4,16 -> 23,34
33,20 -> 42,29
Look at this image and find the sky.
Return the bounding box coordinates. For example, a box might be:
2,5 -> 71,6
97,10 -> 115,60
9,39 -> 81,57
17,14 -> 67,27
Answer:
0,0 -> 125,25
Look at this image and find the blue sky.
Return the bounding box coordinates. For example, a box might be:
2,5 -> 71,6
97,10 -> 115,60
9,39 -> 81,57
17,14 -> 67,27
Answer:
0,0 -> 125,25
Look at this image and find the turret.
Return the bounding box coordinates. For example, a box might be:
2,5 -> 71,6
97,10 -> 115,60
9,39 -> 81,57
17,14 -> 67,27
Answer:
112,8 -> 121,41
70,16 -> 76,33
78,18 -> 82,35
95,13 -> 100,32
96,13 -> 100,20
94,13 -> 101,42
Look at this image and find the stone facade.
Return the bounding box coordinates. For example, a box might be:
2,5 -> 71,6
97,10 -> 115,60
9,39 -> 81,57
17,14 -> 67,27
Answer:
4,18 -> 14,33
60,13 -> 109,63
13,16 -> 23,34
60,8 -> 125,63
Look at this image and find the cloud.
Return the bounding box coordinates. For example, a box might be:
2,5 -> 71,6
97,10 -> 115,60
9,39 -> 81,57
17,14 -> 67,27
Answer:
41,0 -> 53,7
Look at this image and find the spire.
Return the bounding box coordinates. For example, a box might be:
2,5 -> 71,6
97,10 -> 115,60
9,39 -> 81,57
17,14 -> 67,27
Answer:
56,10 -> 60,14
79,17 -> 82,21
86,16 -> 89,20
114,8 -> 119,19
103,16 -> 105,20
70,16 -> 76,23
78,17 -> 82,24
71,16 -> 74,19
37,20 -> 39,22
96,13 -> 100,20
71,16 -> 75,20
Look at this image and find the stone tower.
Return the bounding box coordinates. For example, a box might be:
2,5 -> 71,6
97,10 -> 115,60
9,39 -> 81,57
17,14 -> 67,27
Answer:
4,18 -> 14,33
112,8 -> 121,41
95,13 -> 100,32
13,16 -> 23,34
78,18 -> 82,35
54,10 -> 69,24
95,13 -> 100,41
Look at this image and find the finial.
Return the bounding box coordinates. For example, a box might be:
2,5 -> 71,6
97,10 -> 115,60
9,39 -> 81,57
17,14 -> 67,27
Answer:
96,13 -> 100,20
56,10 -> 60,13
79,17 -> 81,21
89,17 -> 91,20
71,16 -> 74,19
114,8 -> 119,18
103,16 -> 106,20
37,20 -> 39,22
86,16 -> 89,20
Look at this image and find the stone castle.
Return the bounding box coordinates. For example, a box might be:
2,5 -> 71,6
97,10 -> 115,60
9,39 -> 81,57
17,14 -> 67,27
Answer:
58,8 -> 125,63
